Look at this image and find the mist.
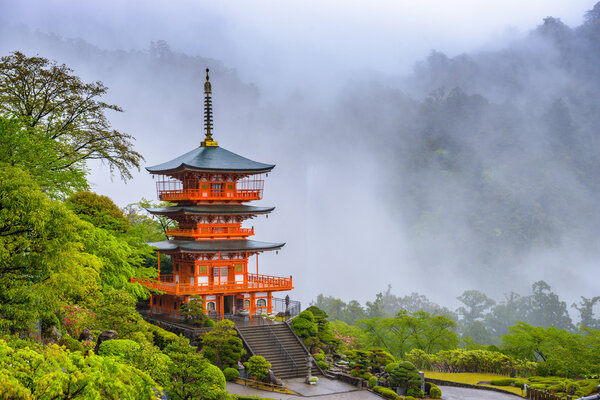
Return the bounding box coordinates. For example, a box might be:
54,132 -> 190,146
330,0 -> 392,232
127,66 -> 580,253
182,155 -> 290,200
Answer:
1,0 -> 598,313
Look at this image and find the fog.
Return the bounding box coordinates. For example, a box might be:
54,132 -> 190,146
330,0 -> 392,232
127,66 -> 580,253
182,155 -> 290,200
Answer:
1,0 -> 598,312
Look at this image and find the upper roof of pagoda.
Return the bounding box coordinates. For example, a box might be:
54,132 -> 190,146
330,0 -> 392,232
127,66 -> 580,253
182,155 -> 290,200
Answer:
149,239 -> 284,253
146,145 -> 275,175
147,204 -> 275,216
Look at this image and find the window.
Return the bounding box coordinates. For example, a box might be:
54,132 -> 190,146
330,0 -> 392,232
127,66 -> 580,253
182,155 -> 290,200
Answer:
257,299 -> 266,307
175,263 -> 179,272
174,302 -> 177,310
199,265 -> 207,274
244,299 -> 250,308
190,264 -> 194,274
206,302 -> 215,311
235,263 -> 243,273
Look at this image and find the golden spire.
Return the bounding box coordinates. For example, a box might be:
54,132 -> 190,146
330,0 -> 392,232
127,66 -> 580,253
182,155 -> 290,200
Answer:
201,68 -> 218,147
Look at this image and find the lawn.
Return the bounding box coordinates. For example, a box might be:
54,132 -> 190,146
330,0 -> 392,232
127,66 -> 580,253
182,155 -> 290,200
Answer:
423,371 -> 526,397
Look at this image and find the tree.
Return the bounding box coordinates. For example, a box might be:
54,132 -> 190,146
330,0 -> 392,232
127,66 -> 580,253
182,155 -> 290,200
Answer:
457,290 -> 496,325
164,338 -> 227,400
572,296 -> 600,329
180,296 -> 207,326
0,51 -> 143,186
526,281 -> 573,330
200,319 -> 245,369
389,361 -> 421,390
244,356 -> 271,381
0,116 -> 87,198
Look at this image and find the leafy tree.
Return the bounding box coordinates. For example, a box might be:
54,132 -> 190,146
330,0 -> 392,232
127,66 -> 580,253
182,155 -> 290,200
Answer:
200,319 -> 245,369
0,116 -> 87,198
291,310 -> 318,338
0,51 -> 143,184
389,361 -> 421,389
244,355 -> 271,381
526,281 -> 573,330
572,296 -> 600,329
164,338 -> 227,400
66,191 -> 130,233
180,296 -> 207,326
457,290 -> 496,325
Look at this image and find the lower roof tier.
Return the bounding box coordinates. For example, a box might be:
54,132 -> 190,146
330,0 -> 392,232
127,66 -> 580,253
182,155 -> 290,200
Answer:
147,205 -> 274,217
149,239 -> 285,253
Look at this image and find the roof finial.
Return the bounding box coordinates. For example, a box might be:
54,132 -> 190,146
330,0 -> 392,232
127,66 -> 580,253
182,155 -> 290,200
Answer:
201,68 -> 218,147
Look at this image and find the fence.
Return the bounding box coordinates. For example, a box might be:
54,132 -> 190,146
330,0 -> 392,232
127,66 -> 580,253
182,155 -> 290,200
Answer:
526,386 -> 574,400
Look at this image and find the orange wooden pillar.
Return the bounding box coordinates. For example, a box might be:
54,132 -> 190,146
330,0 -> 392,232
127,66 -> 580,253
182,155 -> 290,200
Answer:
219,295 -> 224,319
150,294 -> 153,316
267,292 -> 272,314
249,292 -> 256,319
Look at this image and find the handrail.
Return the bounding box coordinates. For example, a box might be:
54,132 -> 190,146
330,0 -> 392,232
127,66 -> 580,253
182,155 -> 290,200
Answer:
132,273 -> 293,296
265,323 -> 300,378
166,226 -> 254,238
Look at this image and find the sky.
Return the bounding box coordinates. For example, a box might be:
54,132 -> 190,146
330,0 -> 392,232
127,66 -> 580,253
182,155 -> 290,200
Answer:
0,0 -> 597,310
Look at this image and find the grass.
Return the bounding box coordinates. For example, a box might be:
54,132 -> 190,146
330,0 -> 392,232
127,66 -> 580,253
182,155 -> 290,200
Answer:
423,371 -> 526,397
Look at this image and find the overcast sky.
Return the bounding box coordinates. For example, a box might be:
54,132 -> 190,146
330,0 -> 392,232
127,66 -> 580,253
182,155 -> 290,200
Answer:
2,0 -> 595,94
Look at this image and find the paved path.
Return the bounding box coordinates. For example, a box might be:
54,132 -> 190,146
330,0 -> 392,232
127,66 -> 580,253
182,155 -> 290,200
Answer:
440,385 -> 522,400
226,377 -> 381,399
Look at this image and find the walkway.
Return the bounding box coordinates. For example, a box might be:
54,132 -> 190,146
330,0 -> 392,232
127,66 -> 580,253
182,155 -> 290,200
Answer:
440,385 -> 523,400
226,377 -> 381,399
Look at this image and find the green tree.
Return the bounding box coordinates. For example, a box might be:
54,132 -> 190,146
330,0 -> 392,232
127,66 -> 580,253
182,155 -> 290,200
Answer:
0,116 -> 87,198
457,290 -> 496,325
200,319 -> 245,369
0,51 -> 143,185
180,296 -> 207,326
291,310 -> 318,338
572,296 -> 600,329
389,361 -> 421,390
244,355 -> 271,381
164,338 -> 227,400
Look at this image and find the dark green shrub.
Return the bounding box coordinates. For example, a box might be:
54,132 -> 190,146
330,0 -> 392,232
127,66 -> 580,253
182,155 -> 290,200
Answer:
146,323 -> 179,349
372,386 -> 401,400
369,348 -> 394,368
368,376 -> 377,389
223,367 -> 240,382
429,386 -> 442,399
317,360 -> 329,370
204,319 -> 215,327
513,379 -> 526,389
291,311 -> 318,338
406,387 -> 424,398
490,378 -> 515,386
389,361 -> 420,389
384,362 -> 399,373
61,335 -> 84,352
244,356 -> 271,381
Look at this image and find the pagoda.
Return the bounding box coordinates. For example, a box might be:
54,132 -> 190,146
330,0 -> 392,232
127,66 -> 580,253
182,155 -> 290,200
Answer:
133,69 -> 291,318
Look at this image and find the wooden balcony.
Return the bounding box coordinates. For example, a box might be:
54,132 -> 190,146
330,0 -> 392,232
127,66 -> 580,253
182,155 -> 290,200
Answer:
158,189 -> 262,202
132,273 -> 293,296
166,225 -> 254,239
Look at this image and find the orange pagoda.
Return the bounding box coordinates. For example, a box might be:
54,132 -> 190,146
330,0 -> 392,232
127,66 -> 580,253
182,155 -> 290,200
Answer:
133,69 -> 291,318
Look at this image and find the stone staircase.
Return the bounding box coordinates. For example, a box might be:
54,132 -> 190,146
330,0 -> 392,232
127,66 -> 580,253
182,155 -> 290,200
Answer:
236,323 -> 321,379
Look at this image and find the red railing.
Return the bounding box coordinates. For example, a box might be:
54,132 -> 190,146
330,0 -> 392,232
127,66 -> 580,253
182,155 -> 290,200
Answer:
166,225 -> 254,239
132,273 -> 292,296
155,176 -> 264,202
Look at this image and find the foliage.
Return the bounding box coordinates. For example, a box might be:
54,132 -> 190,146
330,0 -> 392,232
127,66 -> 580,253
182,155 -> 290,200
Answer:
98,339 -> 140,359
223,367 -> 240,381
369,347 -> 395,369
291,310 -> 318,338
244,356 -> 271,381
180,296 -> 207,326
201,319 -> 245,369
93,289 -> 150,339
0,337 -> 159,399
164,337 -> 228,400
406,387 -> 424,398
389,361 -> 421,389
60,304 -> 95,338
0,51 -> 143,184
372,386 -> 401,400
429,385 -> 442,399
456,290 -> 496,325
368,375 -> 377,388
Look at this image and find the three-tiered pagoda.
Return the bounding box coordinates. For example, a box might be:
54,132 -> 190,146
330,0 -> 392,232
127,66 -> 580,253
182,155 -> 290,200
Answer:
133,69 -> 291,318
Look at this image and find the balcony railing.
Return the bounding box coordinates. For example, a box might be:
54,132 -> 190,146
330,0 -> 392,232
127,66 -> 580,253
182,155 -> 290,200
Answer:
155,176 -> 264,202
132,273 -> 293,296
166,225 -> 254,239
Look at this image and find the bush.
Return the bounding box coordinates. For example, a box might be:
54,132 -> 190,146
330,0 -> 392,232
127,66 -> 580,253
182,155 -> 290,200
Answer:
406,387 -> 424,398
317,360 -> 329,370
429,386 -> 442,399
146,322 -> 179,349
223,367 -> 240,382
490,378 -> 515,386
245,356 -> 271,381
368,376 -> 377,388
405,397 -> 415,400
313,350 -> 325,361
372,386 -> 401,400
291,311 -> 318,338
513,379 -> 526,389
61,335 -> 84,352
204,319 -> 215,327
385,362 -> 399,374
98,339 -> 140,358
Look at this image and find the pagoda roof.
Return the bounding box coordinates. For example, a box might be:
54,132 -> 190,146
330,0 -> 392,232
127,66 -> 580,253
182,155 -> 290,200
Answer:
147,205 -> 275,216
148,239 -> 285,253
146,146 -> 274,174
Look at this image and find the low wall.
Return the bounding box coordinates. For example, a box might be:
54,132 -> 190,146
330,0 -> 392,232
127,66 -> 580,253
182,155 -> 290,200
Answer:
425,378 -> 524,398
